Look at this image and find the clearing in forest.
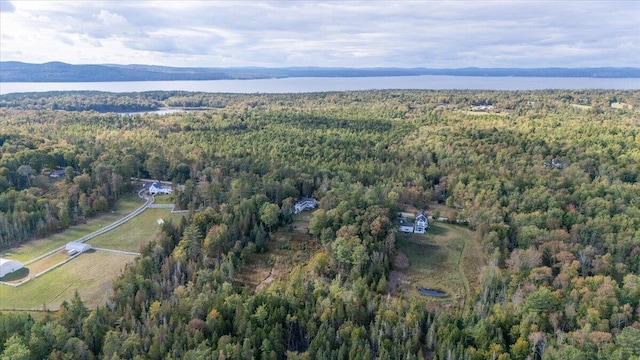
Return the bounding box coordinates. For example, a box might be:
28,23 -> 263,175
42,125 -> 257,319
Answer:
236,212 -> 318,290
86,208 -> 184,252
0,195 -> 183,310
0,250 -> 136,310
0,193 -> 144,263
392,222 -> 486,311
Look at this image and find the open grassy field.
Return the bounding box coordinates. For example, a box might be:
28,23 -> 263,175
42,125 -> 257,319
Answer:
87,208 -> 184,252
460,227 -> 487,292
0,194 -> 184,310
0,250 -> 70,284
394,222 -> 483,310
152,194 -> 175,204
611,102 -> 633,110
0,193 -> 145,262
0,250 -> 136,310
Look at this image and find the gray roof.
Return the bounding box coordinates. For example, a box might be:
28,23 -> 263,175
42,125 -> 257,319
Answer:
66,242 -> 92,251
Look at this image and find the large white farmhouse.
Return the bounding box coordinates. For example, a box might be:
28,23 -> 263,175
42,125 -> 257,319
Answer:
149,181 -> 173,195
294,197 -> 318,214
398,211 -> 429,234
414,212 -> 428,233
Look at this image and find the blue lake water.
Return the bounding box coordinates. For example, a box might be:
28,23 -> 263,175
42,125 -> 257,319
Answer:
1,75 -> 639,94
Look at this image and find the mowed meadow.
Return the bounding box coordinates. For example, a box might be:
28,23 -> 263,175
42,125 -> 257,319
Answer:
0,251 -> 136,310
0,193 -> 144,263
0,199 -> 184,310
393,222 -> 485,311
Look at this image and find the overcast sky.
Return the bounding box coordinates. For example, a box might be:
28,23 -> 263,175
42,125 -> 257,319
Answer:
1,0 -> 638,68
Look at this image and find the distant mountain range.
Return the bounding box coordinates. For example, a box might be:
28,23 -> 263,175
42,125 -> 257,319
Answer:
1,62 -> 638,82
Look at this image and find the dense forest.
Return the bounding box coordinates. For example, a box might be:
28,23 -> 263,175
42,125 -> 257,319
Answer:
1,89 -> 639,359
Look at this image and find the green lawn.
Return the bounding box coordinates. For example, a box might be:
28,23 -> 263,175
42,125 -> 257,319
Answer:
0,193 -> 187,311
152,194 -> 174,204
0,193 -> 145,262
87,208 -> 184,252
396,223 -> 472,306
0,251 -> 136,310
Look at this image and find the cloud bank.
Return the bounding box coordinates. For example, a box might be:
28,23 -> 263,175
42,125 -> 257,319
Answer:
1,1 -> 638,68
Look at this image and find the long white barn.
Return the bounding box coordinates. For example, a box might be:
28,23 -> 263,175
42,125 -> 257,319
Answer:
66,241 -> 92,256
0,258 -> 24,278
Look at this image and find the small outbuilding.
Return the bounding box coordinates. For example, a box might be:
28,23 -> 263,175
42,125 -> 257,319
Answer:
399,222 -> 415,233
49,169 -> 66,178
66,242 -> 92,256
397,210 -> 429,234
0,258 -> 24,278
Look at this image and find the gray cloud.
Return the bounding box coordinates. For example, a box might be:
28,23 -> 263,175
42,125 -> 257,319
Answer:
1,1 -> 638,67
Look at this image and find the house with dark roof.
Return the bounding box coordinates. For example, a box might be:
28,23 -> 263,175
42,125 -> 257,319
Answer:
399,219 -> 415,233
398,211 -> 429,234
414,211 -> 428,233
294,197 -> 318,214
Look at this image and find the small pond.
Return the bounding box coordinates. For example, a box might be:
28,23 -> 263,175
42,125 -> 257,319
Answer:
418,288 -> 448,298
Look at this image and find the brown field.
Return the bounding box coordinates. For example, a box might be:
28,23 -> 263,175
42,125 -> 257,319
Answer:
236,213 -> 317,290
570,104 -> 592,110
611,102 -> 633,109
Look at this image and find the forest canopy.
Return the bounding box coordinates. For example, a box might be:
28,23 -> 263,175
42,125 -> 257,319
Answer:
0,89 -> 639,359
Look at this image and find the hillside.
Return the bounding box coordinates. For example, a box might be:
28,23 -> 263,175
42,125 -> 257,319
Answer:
2,61 -> 639,82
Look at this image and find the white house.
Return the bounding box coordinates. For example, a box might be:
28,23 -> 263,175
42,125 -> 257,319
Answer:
294,197 -> 318,214
49,169 -> 66,178
0,258 -> 24,278
414,212 -> 428,233
398,211 -> 429,234
149,181 -> 173,195
66,242 -> 92,256
399,221 -> 415,233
